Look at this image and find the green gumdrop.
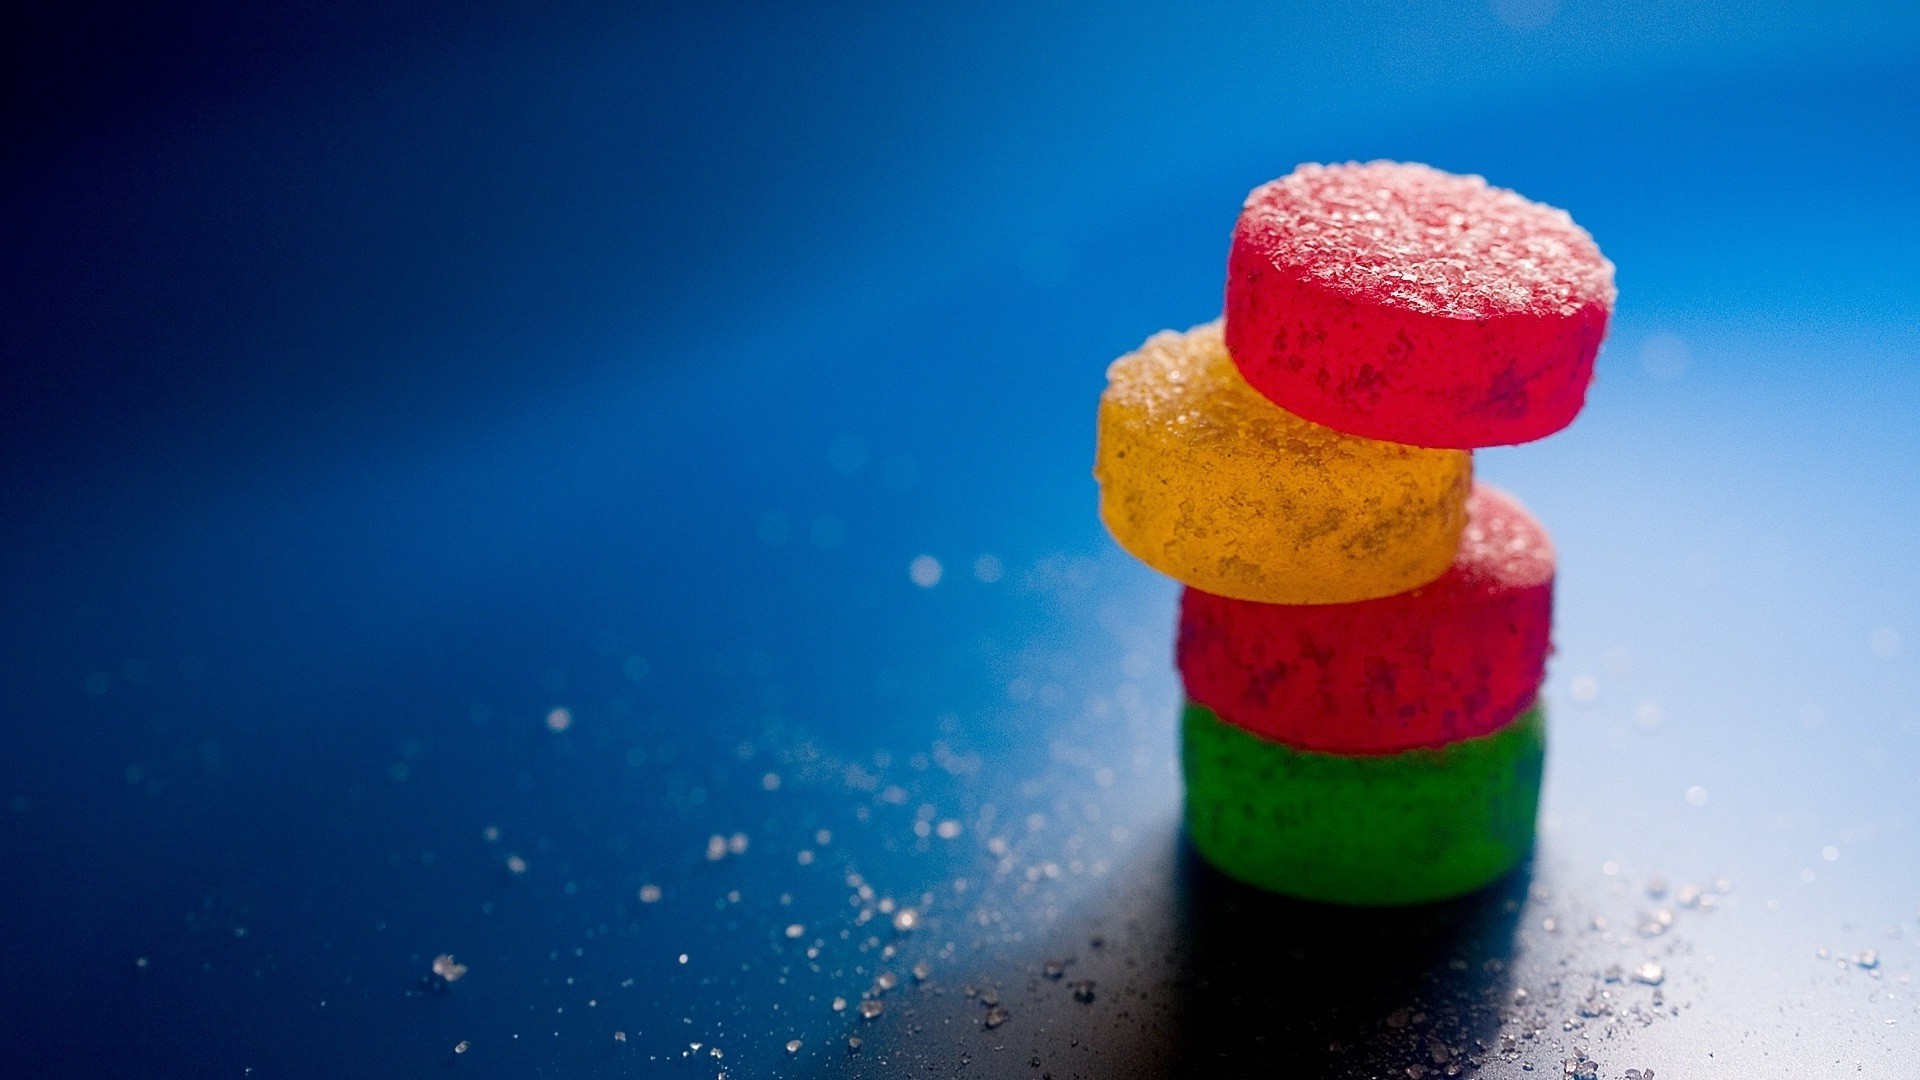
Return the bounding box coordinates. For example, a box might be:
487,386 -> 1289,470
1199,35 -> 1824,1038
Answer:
1182,699 -> 1545,906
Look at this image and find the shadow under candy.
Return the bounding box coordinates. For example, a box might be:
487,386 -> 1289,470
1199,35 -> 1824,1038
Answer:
831,819 -> 1529,1079
1152,834 -> 1529,1077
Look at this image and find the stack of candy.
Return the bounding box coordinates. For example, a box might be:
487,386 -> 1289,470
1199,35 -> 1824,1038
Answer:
1095,162 -> 1614,905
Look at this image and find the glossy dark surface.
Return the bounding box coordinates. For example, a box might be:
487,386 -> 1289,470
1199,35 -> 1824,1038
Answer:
2,3 -> 1917,1077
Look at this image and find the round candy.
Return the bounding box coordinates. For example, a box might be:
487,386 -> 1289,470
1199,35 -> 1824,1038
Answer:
1178,483 -> 1553,755
1183,698 -> 1545,906
1225,161 -> 1616,449
1094,321 -> 1471,604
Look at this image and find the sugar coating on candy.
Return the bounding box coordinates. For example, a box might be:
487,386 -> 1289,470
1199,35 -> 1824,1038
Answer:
1094,321 -> 1471,604
1182,698 -> 1545,906
1179,483 -> 1553,754
1226,161 -> 1616,448
1239,162 -> 1610,320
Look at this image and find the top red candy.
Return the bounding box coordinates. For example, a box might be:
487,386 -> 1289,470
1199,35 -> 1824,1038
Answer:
1225,162 -> 1615,448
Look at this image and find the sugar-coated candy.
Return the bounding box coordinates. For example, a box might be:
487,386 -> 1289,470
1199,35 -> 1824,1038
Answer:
1178,483 -> 1552,755
1225,161 -> 1616,449
1094,321 -> 1471,604
1182,698 -> 1544,906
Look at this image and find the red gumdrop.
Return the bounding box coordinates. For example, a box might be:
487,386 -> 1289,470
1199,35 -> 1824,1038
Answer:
1177,483 -> 1553,754
1224,161 -> 1615,449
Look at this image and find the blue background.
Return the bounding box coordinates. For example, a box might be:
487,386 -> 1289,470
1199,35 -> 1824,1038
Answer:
2,2 -> 1917,1076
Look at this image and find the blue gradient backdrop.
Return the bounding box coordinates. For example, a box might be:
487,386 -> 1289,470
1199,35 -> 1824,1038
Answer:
2,2 -> 1917,1076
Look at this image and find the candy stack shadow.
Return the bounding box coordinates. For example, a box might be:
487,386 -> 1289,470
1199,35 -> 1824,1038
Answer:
1095,162 -> 1615,906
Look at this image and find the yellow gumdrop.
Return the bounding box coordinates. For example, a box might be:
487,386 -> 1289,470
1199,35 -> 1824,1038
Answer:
1094,321 -> 1471,603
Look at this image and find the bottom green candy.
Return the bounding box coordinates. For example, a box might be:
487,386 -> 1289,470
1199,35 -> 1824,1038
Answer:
1182,698 -> 1545,906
